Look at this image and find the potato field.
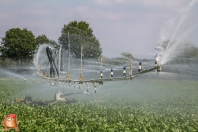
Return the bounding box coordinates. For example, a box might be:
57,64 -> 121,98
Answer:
0,79 -> 198,132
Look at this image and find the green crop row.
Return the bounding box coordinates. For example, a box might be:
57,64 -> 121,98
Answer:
0,79 -> 198,131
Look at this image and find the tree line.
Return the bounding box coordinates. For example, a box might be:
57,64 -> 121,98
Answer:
0,21 -> 102,67
157,40 -> 198,59
1,20 -> 197,67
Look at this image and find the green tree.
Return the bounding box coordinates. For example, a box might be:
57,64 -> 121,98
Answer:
195,48 -> 198,57
121,52 -> 135,60
181,43 -> 198,58
58,21 -> 102,59
0,28 -> 37,65
157,40 -> 198,58
36,34 -> 57,45
113,52 -> 135,62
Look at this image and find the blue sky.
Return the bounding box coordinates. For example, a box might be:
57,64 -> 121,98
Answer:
0,0 -> 197,59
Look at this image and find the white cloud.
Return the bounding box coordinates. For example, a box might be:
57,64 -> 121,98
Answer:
93,0 -> 129,6
94,0 -> 185,8
0,0 -> 19,4
94,9 -> 123,20
93,0 -> 114,6
21,6 -> 49,16
0,13 -> 8,19
115,0 -> 125,3
68,6 -> 90,17
140,0 -> 183,7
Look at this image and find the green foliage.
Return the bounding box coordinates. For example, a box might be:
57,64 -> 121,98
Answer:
1,79 -> 198,131
105,52 -> 135,65
121,52 -> 135,60
0,28 -> 37,64
36,34 -> 57,46
58,21 -> 102,59
0,57 -> 17,68
157,40 -> 198,58
101,54 -> 137,67
182,43 -> 198,58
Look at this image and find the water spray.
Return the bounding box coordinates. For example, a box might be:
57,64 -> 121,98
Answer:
160,0 -> 198,64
